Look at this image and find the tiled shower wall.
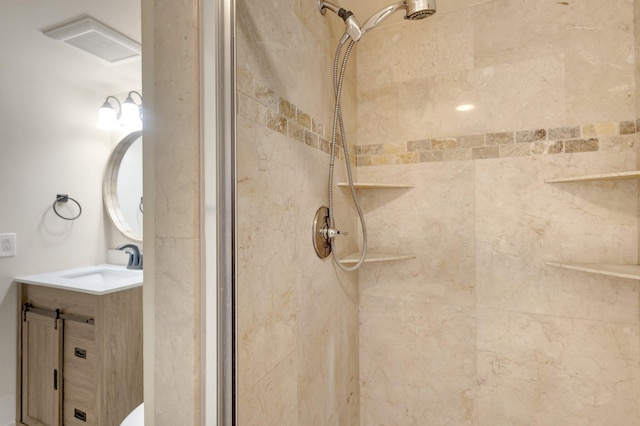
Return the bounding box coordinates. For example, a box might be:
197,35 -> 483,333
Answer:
236,0 -> 640,424
236,1 -> 360,424
636,0 -> 640,269
356,1 -> 640,424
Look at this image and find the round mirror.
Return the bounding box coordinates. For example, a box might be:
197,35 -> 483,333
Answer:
103,131 -> 143,241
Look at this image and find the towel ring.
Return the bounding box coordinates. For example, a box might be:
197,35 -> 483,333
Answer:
53,194 -> 82,221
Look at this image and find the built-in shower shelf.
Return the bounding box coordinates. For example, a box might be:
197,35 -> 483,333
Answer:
338,182 -> 413,189
544,170 -> 640,183
546,261 -> 640,280
339,251 -> 415,265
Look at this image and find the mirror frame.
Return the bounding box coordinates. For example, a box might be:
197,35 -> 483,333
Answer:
103,130 -> 143,241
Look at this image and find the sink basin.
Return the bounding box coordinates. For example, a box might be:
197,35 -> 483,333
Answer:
15,264 -> 143,295
60,268 -> 139,283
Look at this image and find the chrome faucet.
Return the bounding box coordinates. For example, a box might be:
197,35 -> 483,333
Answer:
116,244 -> 143,270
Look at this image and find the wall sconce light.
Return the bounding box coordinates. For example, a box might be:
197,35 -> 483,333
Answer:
96,91 -> 143,131
120,91 -> 143,130
96,96 -> 122,130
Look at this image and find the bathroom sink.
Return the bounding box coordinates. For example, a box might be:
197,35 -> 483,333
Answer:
15,264 -> 143,295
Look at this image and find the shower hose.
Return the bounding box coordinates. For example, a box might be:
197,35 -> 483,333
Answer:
328,38 -> 367,272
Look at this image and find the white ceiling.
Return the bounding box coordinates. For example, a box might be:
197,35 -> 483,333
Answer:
1,0 -> 141,95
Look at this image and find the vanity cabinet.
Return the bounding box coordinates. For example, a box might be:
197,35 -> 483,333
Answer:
17,284 -> 143,426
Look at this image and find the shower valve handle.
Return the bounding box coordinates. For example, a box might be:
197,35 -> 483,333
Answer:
320,227 -> 348,240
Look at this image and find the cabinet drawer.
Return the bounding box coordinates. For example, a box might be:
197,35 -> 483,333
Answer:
63,382 -> 96,425
22,284 -> 97,318
64,320 -> 95,341
63,322 -> 96,388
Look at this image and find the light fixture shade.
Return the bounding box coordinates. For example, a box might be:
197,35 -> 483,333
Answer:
120,100 -> 142,130
96,102 -> 120,130
97,92 -> 141,131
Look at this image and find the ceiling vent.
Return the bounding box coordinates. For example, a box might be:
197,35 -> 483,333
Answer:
43,16 -> 140,63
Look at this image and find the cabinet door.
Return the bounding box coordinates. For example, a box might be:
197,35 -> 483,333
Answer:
21,311 -> 63,426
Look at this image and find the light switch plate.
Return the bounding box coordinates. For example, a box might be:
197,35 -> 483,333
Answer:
0,233 -> 16,257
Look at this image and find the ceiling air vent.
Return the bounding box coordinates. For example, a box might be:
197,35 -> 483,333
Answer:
43,16 -> 140,63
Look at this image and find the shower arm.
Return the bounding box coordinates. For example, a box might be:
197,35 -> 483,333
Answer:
318,0 -> 341,15
318,0 -> 363,41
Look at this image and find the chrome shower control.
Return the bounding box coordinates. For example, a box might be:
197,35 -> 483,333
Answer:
320,227 -> 349,239
312,206 -> 332,259
321,227 -> 340,239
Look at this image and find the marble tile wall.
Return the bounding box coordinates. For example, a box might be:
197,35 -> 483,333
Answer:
357,160 -> 477,424
358,150 -> 640,425
236,1 -> 359,424
355,0 -> 640,424
357,0 -> 635,141
150,1 -> 202,424
635,0 -> 640,268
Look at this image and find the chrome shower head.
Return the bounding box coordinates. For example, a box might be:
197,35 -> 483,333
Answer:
405,0 -> 437,20
319,0 -> 436,42
360,0 -> 437,34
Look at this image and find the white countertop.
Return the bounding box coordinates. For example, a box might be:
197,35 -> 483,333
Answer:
15,264 -> 143,295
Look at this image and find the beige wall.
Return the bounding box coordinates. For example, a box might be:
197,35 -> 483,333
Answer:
356,0 -> 640,424
236,0 -> 360,424
0,79 -> 112,426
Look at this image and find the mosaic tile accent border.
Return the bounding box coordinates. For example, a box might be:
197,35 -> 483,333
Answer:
237,69 -> 354,162
357,121 -> 638,166
237,70 -> 637,168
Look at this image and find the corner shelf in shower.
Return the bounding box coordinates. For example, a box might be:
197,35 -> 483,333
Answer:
335,183 -> 415,266
546,262 -> 640,281
544,170 -> 640,183
543,170 -> 640,281
337,182 -> 414,189
339,251 -> 416,265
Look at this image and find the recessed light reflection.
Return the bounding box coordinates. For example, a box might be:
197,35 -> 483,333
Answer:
456,104 -> 475,112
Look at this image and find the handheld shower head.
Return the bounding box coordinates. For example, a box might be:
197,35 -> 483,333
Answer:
405,0 -> 437,20
360,0 -> 436,34
319,0 -> 436,42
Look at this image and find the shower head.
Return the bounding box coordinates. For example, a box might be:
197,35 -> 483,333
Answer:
360,0 -> 436,34
405,0 -> 437,20
318,0 -> 436,42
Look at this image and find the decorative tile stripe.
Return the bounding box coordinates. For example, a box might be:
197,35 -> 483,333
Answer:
356,122 -> 638,167
237,69 -> 636,167
237,69 -> 355,162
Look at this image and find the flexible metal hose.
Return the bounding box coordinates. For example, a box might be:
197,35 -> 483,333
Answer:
328,38 -> 367,272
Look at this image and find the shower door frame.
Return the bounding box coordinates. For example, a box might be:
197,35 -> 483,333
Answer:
203,0 -> 237,425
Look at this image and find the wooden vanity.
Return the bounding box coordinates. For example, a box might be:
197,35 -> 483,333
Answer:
15,266 -> 143,426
